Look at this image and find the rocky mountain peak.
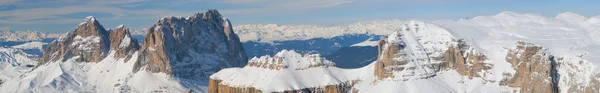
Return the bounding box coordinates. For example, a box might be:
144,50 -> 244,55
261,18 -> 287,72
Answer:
203,9 -> 222,20
109,25 -> 140,60
134,9 -> 248,80
39,16 -> 111,65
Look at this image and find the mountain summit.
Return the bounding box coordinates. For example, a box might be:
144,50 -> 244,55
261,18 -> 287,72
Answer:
39,16 -> 112,64
2,9 -> 248,92
134,9 -> 248,80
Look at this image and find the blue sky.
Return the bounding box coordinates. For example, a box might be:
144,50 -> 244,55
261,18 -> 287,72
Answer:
0,0 -> 599,33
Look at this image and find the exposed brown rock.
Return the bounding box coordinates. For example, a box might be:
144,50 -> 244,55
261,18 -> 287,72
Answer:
208,78 -> 354,93
39,16 -> 111,65
374,37 -> 413,80
500,41 -> 558,93
442,39 -> 492,78
109,25 -> 140,61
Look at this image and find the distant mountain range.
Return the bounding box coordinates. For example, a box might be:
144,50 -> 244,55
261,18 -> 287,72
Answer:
0,30 -> 61,42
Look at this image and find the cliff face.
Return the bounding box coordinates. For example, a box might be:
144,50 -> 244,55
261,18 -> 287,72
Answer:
39,17 -> 140,65
109,25 -> 140,61
207,50 -> 352,93
373,21 -> 457,80
39,16 -> 111,65
133,9 -> 248,79
207,78 -> 355,93
5,9 -> 248,92
499,41 -> 558,93
441,39 -> 491,78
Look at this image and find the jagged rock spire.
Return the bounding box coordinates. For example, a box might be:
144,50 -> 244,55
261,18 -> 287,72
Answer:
109,24 -> 140,61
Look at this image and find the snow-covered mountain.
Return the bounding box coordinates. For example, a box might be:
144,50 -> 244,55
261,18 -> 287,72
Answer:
234,20 -> 403,43
0,46 -> 39,87
0,9 -> 247,92
0,30 -> 61,42
210,11 -> 600,93
1,10 -> 600,93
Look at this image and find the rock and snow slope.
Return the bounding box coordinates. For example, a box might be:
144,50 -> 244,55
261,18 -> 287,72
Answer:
211,15 -> 600,93
0,9 -> 248,93
0,47 -> 39,87
0,10 -> 599,93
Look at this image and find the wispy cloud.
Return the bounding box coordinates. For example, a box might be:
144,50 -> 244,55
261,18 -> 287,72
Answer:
3,0 -> 479,32
0,5 -> 125,24
0,0 -> 354,25
0,0 -> 22,6
220,0 -> 354,15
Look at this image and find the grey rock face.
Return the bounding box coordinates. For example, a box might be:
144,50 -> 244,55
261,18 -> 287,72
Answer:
133,9 -> 248,79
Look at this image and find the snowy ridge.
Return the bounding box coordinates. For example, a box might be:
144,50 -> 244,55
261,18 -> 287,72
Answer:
0,52 -> 188,92
210,20 -> 498,92
247,50 -> 335,70
0,47 -> 39,90
211,50 -> 369,92
434,11 -> 600,66
432,12 -> 600,93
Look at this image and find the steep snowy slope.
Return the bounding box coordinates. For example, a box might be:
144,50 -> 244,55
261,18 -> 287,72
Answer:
0,47 -> 38,86
430,11 -> 600,93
